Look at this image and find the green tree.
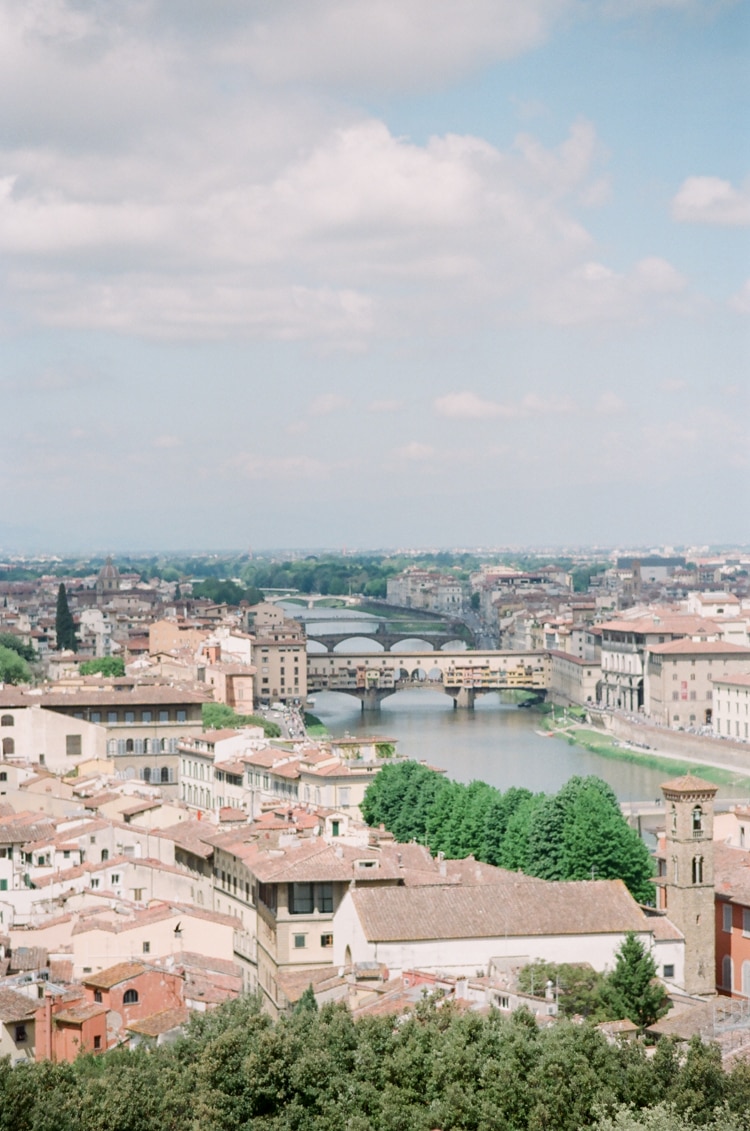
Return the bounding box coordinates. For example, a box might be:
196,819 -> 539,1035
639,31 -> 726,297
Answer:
0,633 -> 35,663
55,583 -> 77,652
0,645 -> 31,685
481,786 -> 533,866
201,702 -> 281,738
606,933 -> 669,1030
79,657 -> 125,677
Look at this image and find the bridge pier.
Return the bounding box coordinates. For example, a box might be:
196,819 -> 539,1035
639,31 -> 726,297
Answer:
360,688 -> 393,712
453,687 -> 476,710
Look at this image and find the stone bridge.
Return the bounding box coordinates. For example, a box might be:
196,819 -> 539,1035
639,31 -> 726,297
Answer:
305,629 -> 470,652
307,649 -> 550,709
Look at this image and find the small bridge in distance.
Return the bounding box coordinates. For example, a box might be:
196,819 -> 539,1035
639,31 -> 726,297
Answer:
307,649 -> 550,709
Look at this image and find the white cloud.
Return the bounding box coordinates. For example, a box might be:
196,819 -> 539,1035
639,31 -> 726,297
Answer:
229,453 -> 332,480
153,435 -> 181,449
216,0 -> 568,90
594,391 -> 627,415
671,175 -> 750,226
729,280 -> 750,314
435,392 -> 518,420
533,256 -> 690,325
394,441 -> 435,461
309,393 -> 350,416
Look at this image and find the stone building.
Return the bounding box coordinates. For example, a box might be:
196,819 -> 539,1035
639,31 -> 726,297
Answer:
658,773 -> 717,996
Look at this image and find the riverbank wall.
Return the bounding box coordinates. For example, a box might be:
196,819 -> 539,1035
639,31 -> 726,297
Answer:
593,712 -> 750,774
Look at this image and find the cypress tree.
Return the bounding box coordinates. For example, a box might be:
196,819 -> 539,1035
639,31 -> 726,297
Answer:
55,583 -> 77,652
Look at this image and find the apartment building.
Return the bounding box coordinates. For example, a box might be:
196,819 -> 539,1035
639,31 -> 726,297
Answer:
712,672 -> 750,742
646,640 -> 750,729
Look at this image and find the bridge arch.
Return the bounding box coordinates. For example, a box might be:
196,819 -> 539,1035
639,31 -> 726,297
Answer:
440,639 -> 468,651
306,639 -> 329,654
332,637 -> 386,653
390,638 -> 435,653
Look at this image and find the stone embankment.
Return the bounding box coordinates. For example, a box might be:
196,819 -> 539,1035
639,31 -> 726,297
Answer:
593,711 -> 750,775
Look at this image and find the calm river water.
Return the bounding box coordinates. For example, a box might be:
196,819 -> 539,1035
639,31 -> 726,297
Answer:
313,689 -> 683,803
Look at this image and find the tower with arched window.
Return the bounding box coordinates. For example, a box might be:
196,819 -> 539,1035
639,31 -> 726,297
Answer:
661,773 -> 718,996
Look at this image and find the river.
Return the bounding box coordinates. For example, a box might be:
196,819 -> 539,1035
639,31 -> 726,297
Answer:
311,689 -> 677,802
286,604 -> 719,803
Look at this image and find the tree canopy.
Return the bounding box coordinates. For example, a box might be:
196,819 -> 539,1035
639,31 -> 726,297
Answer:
202,702 -> 281,738
55,583 -> 77,652
0,634 -> 35,663
0,994 -> 748,1131
361,762 -> 655,901
79,656 -> 125,677
0,644 -> 31,685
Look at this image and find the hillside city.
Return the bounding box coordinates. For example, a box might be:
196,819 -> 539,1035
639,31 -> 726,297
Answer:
2,546 -> 750,1079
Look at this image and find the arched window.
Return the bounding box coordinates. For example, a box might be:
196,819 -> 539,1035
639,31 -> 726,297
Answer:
723,955 -> 734,991
1,714 -> 13,727
125,738 -> 134,753
742,961 -> 750,998
670,805 -> 677,833
107,739 -> 117,756
144,739 -> 152,755
2,737 -> 14,756
123,989 -> 139,1005
161,767 -> 169,784
692,806 -> 703,834
101,849 -> 109,862
160,737 -> 167,752
692,855 -> 703,884
143,767 -> 151,783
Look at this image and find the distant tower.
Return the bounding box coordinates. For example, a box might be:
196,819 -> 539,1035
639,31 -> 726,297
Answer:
96,556 -> 120,603
661,773 -> 717,996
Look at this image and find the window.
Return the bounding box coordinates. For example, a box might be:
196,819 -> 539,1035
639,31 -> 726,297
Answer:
672,691 -> 679,701
0,771 -> 6,782
91,878 -> 99,889
2,737 -> 14,755
176,710 -> 186,723
90,712 -> 101,723
692,855 -> 703,884
318,883 -> 333,913
159,710 -> 169,722
66,734 -> 82,757
663,965 -> 674,980
110,874 -> 120,884
93,1035 -> 102,1050
101,849 -> 109,862
125,711 -> 135,724
743,909 -> 750,938
0,879 -> 7,891
142,941 -> 150,954
289,882 -> 314,914
331,820 -> 340,837
15,1025 -> 27,1044
0,715 -> 13,726
258,883 -> 277,911
107,711 -> 118,723
293,934 -> 306,949
94,990 -> 102,1003
692,806 -> 703,835
724,904 -> 733,933
321,933 -> 333,948
142,711 -> 152,723
723,955 -> 734,991
123,988 -> 139,1004
133,888 -> 144,902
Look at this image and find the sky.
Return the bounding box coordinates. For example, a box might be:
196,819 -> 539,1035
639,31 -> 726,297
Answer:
0,0 -> 748,553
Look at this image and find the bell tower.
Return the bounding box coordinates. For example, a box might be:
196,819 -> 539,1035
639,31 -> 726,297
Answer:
661,773 -> 717,996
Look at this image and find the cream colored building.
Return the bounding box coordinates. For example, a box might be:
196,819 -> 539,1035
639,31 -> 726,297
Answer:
645,640 -> 750,729
712,672 -> 750,742
547,651 -> 600,706
0,702 -> 107,773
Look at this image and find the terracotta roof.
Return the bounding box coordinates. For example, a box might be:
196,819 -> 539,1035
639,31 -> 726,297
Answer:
648,640 -> 750,655
82,961 -> 146,988
713,672 -> 750,689
350,880 -> 648,943
54,1002 -> 108,1024
660,774 -> 718,796
0,987 -> 38,1022
126,1006 -> 189,1037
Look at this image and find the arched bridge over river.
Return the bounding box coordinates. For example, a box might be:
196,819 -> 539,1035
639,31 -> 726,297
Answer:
307,649 -> 549,709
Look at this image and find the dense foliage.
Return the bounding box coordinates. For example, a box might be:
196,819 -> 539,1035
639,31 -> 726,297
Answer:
202,702 -> 281,738
361,763 -> 655,901
0,644 -> 31,684
0,633 -> 35,663
1,995 -> 749,1131
55,583 -> 77,652
79,657 -> 126,677
519,934 -> 669,1028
